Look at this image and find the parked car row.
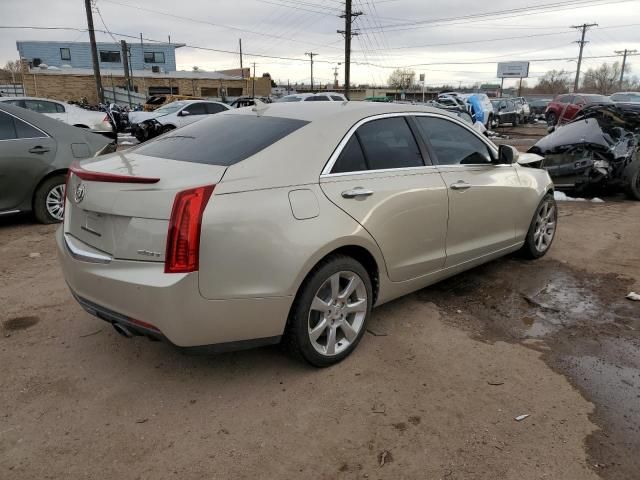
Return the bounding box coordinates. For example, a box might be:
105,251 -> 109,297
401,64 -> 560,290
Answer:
543,91 -> 640,125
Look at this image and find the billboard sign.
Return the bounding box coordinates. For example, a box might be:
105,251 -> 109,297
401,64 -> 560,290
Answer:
497,61 -> 530,78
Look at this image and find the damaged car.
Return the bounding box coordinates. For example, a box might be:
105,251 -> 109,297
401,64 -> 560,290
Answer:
528,104 -> 640,199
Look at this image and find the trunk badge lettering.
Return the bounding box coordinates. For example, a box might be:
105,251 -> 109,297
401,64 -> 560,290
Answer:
137,249 -> 162,258
74,182 -> 86,204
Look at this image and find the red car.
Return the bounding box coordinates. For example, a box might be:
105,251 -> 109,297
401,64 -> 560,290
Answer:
545,93 -> 613,125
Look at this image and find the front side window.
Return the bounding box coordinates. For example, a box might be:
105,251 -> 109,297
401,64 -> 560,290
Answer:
60,48 -> 71,61
416,116 -> 492,165
330,95 -> 344,101
24,100 -> 59,114
206,103 -> 227,114
144,52 -> 165,63
305,96 -> 330,101
99,51 -> 121,63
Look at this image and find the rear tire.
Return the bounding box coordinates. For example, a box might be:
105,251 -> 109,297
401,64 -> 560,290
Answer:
623,161 -> 640,200
284,255 -> 373,367
33,174 -> 66,224
520,193 -> 557,259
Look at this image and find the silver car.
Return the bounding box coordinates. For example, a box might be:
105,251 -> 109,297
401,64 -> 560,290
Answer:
0,102 -> 115,223
57,103 -> 557,366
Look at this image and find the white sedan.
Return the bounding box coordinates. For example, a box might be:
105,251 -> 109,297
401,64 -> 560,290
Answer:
128,100 -> 230,132
0,96 -> 112,133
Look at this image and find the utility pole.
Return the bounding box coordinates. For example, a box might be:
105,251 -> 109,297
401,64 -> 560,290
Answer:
239,39 -> 244,78
140,33 -> 146,97
305,52 -> 317,91
571,23 -> 597,92
252,62 -> 256,98
614,49 -> 637,88
121,40 -> 132,107
84,0 -> 104,103
333,65 -> 340,88
338,0 -> 362,100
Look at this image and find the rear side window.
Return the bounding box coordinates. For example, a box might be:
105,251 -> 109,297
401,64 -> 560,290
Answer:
15,117 -> 44,138
332,136 -> 367,173
135,114 -> 309,166
357,117 -> 423,170
305,96 -> 330,101
206,103 -> 227,114
330,96 -> 344,101
0,111 -> 17,140
24,100 -> 59,114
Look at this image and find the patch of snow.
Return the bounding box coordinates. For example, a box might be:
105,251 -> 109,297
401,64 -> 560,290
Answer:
554,191 -> 605,203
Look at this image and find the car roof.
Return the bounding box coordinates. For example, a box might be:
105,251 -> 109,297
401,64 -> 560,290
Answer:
0,96 -> 64,103
227,101 -> 455,123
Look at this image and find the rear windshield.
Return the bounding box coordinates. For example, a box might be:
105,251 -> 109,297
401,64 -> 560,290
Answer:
135,114 -> 309,165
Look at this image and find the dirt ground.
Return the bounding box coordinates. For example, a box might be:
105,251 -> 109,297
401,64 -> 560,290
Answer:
1,199 -> 639,480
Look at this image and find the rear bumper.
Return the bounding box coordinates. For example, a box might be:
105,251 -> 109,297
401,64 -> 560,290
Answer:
56,228 -> 293,348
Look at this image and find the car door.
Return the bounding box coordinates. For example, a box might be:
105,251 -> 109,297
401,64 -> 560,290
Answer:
0,110 -> 57,212
176,102 -> 208,127
414,115 -> 522,268
320,115 -> 449,282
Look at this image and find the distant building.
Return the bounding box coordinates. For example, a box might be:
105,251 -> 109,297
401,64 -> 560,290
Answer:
16,40 -> 183,72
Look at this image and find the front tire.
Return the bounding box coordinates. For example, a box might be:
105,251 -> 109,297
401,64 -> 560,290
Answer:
33,174 -> 66,224
623,161 -> 640,200
285,255 -> 373,367
520,193 -> 557,259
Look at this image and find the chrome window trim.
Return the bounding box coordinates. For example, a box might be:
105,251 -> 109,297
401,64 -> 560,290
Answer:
0,109 -> 50,141
320,111 -> 500,177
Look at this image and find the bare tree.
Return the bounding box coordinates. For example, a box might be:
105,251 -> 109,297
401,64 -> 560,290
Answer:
388,68 -> 416,90
2,60 -> 23,83
582,61 -> 629,94
534,69 -> 571,95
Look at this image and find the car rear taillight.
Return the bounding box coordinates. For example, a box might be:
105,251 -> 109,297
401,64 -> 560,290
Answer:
165,185 -> 215,274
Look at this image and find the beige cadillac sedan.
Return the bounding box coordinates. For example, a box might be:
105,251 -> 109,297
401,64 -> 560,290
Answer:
57,102 -> 556,366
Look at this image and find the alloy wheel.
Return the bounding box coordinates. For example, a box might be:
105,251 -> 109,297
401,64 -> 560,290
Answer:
533,199 -> 556,253
307,271 -> 368,357
45,184 -> 65,221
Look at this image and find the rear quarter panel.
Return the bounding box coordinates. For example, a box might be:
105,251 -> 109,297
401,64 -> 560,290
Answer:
198,184 -> 384,300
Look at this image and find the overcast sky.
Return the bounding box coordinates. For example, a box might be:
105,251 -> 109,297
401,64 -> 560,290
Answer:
2,0 -> 639,88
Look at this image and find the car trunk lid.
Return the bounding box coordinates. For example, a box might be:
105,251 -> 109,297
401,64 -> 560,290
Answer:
64,151 -> 227,262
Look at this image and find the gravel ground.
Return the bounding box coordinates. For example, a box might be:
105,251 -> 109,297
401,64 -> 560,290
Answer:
0,199 -> 638,480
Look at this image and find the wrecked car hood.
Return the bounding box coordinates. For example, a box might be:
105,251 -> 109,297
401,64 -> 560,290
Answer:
529,118 -> 611,155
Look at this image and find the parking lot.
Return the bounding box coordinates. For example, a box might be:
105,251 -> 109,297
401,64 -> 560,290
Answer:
1,198 -> 638,480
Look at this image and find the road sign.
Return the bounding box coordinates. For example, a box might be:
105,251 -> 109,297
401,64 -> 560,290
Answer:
497,61 -> 530,78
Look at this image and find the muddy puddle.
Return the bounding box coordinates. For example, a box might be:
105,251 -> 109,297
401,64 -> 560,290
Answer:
417,256 -> 640,480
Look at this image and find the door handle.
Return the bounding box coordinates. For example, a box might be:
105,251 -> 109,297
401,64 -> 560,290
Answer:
28,146 -> 50,154
341,188 -> 374,199
450,181 -> 471,191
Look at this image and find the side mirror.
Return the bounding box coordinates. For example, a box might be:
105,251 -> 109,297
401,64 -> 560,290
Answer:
497,144 -> 519,164
179,110 -> 191,117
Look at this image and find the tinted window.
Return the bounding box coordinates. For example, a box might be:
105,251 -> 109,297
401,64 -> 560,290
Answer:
416,116 -> 492,165
135,114 -> 309,166
182,103 -> 207,115
330,96 -> 344,101
14,117 -> 44,139
277,96 -> 302,102
305,96 -> 330,101
206,103 -> 227,114
0,111 -> 17,140
356,117 -> 424,170
24,100 -> 59,114
332,136 -> 367,173
584,95 -> 613,104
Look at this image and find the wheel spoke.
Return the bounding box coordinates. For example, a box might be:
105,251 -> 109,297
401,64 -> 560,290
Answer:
325,326 -> 337,355
339,274 -> 362,300
329,273 -> 340,302
344,298 -> 366,314
311,296 -> 330,313
309,318 -> 328,342
340,321 -> 358,342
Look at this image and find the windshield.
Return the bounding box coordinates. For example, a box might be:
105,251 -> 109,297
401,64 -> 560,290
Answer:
584,95 -> 613,104
154,101 -> 188,114
611,93 -> 640,103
